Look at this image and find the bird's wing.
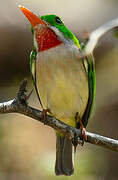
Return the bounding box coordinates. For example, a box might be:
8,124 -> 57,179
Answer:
78,17 -> 118,126
84,17 -> 118,55
81,55 -> 96,128
80,17 -> 118,126
30,49 -> 43,108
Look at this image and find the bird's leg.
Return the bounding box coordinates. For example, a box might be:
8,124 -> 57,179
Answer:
79,119 -> 87,142
41,108 -> 51,125
72,112 -> 83,151
72,112 -> 87,148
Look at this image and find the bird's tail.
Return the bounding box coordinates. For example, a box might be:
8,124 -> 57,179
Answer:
55,133 -> 74,176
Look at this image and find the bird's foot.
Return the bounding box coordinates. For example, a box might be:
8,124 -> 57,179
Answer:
81,127 -> 87,141
41,108 -> 51,125
72,131 -> 85,152
79,119 -> 87,143
74,112 -> 87,145
74,112 -> 87,147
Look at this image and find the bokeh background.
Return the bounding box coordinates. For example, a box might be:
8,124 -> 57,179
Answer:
0,0 -> 118,179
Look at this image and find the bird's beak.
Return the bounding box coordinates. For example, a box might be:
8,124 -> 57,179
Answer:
19,5 -> 46,27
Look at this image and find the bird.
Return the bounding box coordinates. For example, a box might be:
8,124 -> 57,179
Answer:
19,5 -> 96,176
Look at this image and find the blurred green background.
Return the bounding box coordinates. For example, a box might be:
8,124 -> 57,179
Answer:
0,0 -> 118,179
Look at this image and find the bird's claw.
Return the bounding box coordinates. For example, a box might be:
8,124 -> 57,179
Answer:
81,127 -> 87,141
41,108 -> 51,125
72,133 -> 85,152
74,112 -> 87,145
79,118 -> 87,143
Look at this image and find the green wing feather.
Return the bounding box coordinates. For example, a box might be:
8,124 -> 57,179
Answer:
77,43 -> 95,128
81,55 -> 96,128
30,48 -> 43,108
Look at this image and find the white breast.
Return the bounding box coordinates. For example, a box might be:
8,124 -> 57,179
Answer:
36,44 -> 89,124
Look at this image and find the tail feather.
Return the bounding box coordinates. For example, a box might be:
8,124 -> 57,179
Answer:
55,133 -> 74,176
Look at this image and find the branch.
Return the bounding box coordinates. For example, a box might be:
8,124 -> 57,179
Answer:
0,80 -> 118,152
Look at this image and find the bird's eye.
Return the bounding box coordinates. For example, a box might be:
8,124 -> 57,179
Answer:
55,16 -> 62,24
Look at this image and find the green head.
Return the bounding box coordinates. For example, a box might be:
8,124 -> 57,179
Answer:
19,6 -> 80,51
41,15 -> 80,47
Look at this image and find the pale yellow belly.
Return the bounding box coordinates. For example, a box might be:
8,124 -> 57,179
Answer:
36,45 -> 89,127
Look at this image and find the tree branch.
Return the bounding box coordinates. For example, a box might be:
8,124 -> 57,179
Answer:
0,80 -> 118,152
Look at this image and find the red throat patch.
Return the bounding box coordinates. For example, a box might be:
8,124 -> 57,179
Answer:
35,26 -> 63,52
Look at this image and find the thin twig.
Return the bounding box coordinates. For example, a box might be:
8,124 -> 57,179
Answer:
0,80 -> 118,152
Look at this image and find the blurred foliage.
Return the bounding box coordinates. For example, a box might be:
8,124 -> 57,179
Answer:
0,0 -> 118,180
